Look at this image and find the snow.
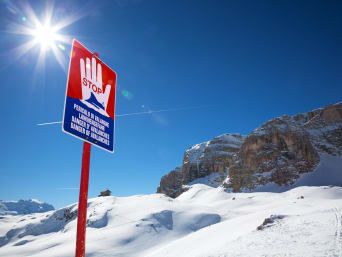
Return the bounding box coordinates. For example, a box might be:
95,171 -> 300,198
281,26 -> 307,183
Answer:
187,141 -> 209,163
186,133 -> 246,163
187,172 -> 226,187
307,123 -> 341,135
219,133 -> 246,144
30,199 -> 43,204
0,203 -> 8,214
0,200 -> 54,216
1,185 -> 342,257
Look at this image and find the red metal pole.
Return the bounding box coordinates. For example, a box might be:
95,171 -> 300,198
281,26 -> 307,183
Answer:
75,51 -> 97,257
75,141 -> 91,257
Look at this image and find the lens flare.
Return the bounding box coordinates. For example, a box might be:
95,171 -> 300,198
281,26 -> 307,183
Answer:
58,44 -> 65,51
121,90 -> 133,100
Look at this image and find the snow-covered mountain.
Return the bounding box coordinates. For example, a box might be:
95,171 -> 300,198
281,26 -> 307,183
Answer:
0,200 -> 54,216
1,102 -> 341,256
0,185 -> 342,256
158,102 -> 342,197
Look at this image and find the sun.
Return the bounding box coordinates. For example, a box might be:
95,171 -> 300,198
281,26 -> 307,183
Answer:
3,1 -> 87,72
33,23 -> 58,50
26,19 -> 67,69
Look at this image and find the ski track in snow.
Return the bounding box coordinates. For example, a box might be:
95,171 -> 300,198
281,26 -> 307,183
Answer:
334,207 -> 342,256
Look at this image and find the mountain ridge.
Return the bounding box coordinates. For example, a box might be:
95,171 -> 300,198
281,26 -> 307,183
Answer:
157,102 -> 342,197
0,199 -> 54,216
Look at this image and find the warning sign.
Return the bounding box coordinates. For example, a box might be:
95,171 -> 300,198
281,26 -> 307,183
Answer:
62,39 -> 116,152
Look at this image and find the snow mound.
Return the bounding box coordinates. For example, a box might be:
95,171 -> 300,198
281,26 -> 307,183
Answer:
1,186 -> 342,256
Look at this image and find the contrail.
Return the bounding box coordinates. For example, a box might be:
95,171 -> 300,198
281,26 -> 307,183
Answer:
37,121 -> 63,126
37,105 -> 214,126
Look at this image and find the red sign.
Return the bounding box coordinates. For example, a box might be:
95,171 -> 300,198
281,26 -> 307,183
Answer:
62,39 -> 116,152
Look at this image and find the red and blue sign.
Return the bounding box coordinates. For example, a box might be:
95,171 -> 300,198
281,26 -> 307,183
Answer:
62,40 -> 116,153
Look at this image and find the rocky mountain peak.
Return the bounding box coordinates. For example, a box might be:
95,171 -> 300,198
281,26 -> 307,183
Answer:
157,102 -> 342,197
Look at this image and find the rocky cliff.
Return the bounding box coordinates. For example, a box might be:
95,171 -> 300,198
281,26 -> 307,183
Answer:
157,102 -> 342,197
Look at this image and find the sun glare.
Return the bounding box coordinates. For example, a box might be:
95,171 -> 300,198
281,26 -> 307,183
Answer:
4,1 -> 88,72
33,24 -> 57,50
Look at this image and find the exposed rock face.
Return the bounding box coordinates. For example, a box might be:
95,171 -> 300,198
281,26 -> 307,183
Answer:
182,134 -> 246,184
157,167 -> 183,198
157,134 -> 246,197
228,120 -> 319,191
320,103 -> 342,124
157,103 -> 342,197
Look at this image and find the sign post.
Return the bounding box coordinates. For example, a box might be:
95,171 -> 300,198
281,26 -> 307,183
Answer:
62,40 -> 116,257
75,141 -> 91,257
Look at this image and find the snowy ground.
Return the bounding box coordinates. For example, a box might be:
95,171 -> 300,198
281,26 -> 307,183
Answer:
0,185 -> 342,257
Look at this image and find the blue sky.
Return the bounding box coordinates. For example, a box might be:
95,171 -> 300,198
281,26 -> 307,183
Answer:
0,0 -> 341,208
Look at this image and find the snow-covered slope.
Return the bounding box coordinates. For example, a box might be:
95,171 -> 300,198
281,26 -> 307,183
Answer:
0,199 -> 54,216
1,185 -> 342,257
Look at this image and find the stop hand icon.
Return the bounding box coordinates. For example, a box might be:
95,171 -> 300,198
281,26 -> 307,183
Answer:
80,57 -> 111,112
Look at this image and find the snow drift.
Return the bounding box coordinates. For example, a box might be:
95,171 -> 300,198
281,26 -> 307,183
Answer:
0,185 -> 342,257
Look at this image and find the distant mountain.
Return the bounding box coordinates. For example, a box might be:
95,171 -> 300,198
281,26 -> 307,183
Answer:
0,199 -> 55,215
157,102 -> 342,197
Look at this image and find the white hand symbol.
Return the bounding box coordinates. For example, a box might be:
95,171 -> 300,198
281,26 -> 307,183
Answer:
80,57 -> 111,112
